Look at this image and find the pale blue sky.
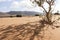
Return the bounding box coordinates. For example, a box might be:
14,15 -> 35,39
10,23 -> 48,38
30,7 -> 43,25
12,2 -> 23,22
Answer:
0,0 -> 60,13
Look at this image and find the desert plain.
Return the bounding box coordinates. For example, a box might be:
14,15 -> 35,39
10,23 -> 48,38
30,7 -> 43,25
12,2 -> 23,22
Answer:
0,16 -> 60,40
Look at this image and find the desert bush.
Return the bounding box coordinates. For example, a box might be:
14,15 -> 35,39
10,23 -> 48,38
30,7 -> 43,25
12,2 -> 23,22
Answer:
54,13 -> 60,15
10,16 -> 13,18
16,15 -> 22,17
35,14 -> 40,16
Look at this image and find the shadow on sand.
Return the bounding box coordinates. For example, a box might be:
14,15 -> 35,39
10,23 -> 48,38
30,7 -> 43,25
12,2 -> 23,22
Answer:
0,19 -> 60,40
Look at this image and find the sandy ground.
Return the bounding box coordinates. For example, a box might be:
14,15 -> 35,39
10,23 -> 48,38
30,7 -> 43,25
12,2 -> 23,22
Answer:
0,16 -> 60,40
0,16 -> 41,28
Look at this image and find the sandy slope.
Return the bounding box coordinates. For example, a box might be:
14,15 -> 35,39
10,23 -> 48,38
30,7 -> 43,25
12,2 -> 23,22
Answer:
0,16 -> 60,40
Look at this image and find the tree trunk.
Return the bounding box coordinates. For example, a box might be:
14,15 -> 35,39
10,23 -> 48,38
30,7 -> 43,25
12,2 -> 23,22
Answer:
46,12 -> 52,24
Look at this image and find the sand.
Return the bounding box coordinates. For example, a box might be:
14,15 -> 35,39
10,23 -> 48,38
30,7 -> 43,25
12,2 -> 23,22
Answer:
0,16 -> 60,40
0,16 -> 40,28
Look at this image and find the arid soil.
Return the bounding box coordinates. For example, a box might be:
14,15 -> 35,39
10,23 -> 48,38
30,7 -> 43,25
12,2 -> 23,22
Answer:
0,16 -> 41,28
0,16 -> 60,40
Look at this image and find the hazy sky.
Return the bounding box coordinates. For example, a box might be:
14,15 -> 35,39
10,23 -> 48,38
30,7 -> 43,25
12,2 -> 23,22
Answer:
0,0 -> 60,13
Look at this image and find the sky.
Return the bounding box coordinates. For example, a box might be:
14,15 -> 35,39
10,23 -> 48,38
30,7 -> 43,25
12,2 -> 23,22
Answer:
0,0 -> 60,13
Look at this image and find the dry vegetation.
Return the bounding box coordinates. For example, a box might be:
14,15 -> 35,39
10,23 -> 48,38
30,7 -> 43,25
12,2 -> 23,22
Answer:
0,16 -> 60,40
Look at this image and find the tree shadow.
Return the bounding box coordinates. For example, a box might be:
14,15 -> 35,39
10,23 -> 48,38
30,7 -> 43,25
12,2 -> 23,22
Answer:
0,19 -> 59,40
52,17 -> 60,28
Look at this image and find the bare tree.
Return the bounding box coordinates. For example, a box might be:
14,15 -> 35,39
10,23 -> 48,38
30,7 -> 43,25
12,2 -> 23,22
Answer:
30,0 -> 55,24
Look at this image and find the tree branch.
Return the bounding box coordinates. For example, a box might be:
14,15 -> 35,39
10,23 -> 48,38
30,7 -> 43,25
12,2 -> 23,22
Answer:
41,6 -> 47,13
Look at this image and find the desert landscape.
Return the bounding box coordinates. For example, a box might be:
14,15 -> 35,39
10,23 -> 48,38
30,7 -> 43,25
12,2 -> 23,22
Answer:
0,0 -> 60,40
0,15 -> 60,40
